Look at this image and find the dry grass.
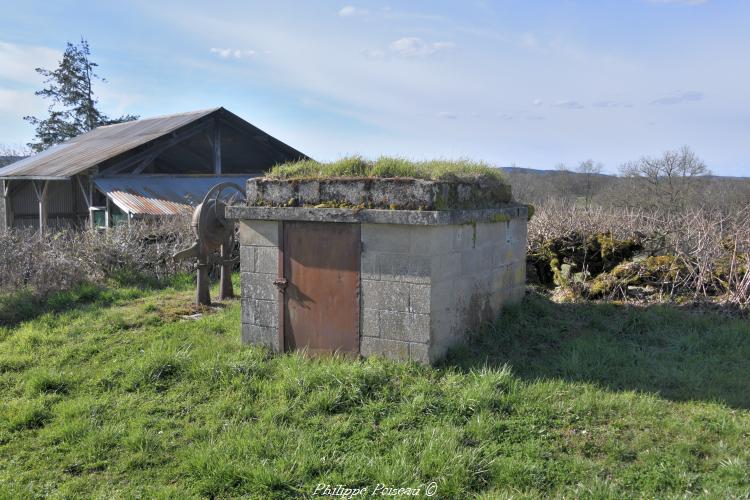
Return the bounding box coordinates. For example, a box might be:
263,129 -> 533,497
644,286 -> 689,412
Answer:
0,216 -> 194,299
529,199 -> 750,307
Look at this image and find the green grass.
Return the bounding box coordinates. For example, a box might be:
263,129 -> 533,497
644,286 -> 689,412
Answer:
265,156 -> 508,183
0,281 -> 749,498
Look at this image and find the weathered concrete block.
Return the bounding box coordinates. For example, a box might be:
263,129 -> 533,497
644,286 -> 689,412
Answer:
380,281 -> 411,311
361,280 -> 379,309
361,251 -> 380,281
255,246 -> 278,274
491,265 -> 510,292
246,180 -> 259,205
240,272 -> 276,301
360,337 -> 410,361
242,323 -> 278,351
320,180 -> 367,205
409,284 -> 430,314
378,254 -> 431,284
362,280 -> 411,312
510,218 -> 527,245
453,224 -> 476,250
511,260 -> 527,286
265,182 -> 294,205
239,220 -> 278,247
475,221 -> 505,246
240,246 -> 255,273
241,298 -> 278,327
379,310 -> 430,343
460,246 -> 494,275
248,177 -> 512,210
492,241 -> 511,268
408,342 -> 431,364
361,308 -> 379,338
362,224 -> 412,253
430,252 -> 461,284
297,180 -> 320,205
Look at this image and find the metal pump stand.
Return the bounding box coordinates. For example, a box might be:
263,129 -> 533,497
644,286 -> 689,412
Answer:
173,182 -> 244,306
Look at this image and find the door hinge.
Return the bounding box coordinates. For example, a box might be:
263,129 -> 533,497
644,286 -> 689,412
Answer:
273,277 -> 288,292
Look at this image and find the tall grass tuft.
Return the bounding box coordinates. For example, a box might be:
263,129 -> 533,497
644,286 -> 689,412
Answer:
265,156 -> 508,183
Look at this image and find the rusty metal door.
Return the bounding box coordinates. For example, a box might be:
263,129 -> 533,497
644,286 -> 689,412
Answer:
279,221 -> 360,355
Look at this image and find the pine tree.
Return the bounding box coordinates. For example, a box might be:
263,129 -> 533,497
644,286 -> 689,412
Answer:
24,38 -> 138,152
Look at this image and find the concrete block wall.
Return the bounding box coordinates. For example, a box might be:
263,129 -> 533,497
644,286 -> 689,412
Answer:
237,210 -> 528,365
429,219 -> 527,362
239,220 -> 281,352
359,219 -> 526,364
359,224 -> 434,363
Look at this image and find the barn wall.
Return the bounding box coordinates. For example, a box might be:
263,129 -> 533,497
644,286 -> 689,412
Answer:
9,179 -> 89,229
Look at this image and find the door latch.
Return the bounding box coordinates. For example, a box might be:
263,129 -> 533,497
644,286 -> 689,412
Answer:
273,278 -> 288,292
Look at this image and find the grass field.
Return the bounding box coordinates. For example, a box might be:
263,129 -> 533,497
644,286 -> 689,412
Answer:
1,277 -> 749,498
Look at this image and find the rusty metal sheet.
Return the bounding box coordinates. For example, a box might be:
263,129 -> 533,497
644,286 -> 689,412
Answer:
283,221 -> 360,355
94,175 -> 254,216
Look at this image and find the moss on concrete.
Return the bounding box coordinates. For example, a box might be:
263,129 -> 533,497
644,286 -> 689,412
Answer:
247,176 -> 513,210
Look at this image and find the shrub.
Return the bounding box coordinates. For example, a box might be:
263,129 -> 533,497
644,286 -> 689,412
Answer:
0,216 -> 195,301
528,199 -> 750,306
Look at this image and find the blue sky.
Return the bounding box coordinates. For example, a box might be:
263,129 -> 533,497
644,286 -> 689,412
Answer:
0,0 -> 748,175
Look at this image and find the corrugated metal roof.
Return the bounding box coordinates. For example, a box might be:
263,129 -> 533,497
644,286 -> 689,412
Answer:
94,175 -> 252,216
0,108 -> 221,179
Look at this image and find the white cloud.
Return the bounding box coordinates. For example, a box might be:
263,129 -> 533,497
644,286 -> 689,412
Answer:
0,41 -> 60,85
209,47 -> 257,59
389,38 -> 455,57
552,100 -> 585,110
532,98 -> 543,106
650,90 -> 704,105
338,5 -> 360,17
436,111 -> 457,119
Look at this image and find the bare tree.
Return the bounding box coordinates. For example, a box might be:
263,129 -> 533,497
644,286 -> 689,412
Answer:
619,146 -> 710,211
576,159 -> 604,207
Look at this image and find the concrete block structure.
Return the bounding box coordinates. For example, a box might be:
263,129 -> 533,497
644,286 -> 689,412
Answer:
229,202 -> 528,364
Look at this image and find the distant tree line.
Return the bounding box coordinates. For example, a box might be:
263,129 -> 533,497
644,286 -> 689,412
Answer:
506,146 -> 750,213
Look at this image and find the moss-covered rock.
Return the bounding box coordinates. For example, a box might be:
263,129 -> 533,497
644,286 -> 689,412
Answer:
528,231 -> 642,287
585,255 -> 685,299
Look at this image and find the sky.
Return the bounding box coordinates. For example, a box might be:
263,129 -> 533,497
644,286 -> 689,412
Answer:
0,0 -> 748,176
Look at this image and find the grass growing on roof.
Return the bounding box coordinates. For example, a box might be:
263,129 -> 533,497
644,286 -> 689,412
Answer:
265,156 -> 508,182
1,280 -> 749,497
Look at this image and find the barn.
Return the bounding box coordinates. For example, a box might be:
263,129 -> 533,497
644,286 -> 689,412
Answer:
0,107 -> 307,232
